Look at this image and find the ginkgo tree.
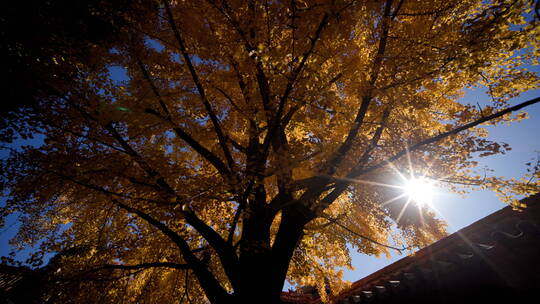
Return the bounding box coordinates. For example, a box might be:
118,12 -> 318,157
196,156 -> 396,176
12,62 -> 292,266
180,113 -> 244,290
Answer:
1,0 -> 540,303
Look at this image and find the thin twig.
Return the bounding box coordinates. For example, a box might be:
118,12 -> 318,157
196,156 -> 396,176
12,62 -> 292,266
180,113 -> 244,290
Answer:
321,214 -> 413,253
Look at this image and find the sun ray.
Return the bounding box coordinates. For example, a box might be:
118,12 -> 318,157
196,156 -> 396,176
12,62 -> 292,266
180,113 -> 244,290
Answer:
406,146 -> 414,180
381,192 -> 409,206
416,204 -> 426,227
396,196 -> 413,224
439,220 -> 512,287
335,176 -> 404,190
385,160 -> 409,183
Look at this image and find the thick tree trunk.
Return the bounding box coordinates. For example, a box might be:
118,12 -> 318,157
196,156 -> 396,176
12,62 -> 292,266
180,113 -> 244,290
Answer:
233,255 -> 284,303
231,207 -> 308,304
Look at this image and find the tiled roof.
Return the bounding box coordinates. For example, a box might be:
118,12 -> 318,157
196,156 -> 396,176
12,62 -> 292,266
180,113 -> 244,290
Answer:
280,290 -> 319,304
0,265 -> 29,294
331,193 -> 540,304
0,264 -> 42,304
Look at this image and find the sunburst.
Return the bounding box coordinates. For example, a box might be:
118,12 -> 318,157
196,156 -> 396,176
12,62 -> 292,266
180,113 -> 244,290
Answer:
402,176 -> 436,208
344,147 -> 441,213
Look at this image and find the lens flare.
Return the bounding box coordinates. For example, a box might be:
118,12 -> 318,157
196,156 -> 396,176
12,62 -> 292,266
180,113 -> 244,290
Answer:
403,176 -> 435,207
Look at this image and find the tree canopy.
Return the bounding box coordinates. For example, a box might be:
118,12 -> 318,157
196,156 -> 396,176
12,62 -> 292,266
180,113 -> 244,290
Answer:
1,0 -> 539,303
0,0 -> 135,142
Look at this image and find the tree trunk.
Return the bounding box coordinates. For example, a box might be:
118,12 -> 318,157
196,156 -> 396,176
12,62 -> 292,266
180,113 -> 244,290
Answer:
233,254 -> 284,303
232,207 -> 308,303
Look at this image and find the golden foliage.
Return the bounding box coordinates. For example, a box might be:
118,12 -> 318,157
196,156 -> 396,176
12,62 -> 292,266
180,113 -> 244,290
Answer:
1,0 -> 539,302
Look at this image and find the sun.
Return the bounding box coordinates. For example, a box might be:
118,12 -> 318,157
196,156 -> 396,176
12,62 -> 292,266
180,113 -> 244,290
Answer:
403,176 -> 435,207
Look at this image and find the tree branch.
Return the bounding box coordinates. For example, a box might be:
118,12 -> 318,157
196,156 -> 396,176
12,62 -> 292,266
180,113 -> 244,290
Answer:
321,214 -> 411,253
308,107 -> 391,212
136,56 -> 235,180
253,12 -> 329,201
111,198 -> 231,303
163,0 -> 237,175
51,96 -> 239,279
319,96 -> 540,209
144,108 -> 232,178
46,169 -> 164,205
98,262 -> 191,271
322,0 -> 394,176
104,122 -> 178,196
260,11 -> 329,164
137,58 -> 171,118
49,162 -> 234,301
227,204 -> 243,244
182,208 -> 241,291
355,96 -> 540,178
206,0 -> 274,125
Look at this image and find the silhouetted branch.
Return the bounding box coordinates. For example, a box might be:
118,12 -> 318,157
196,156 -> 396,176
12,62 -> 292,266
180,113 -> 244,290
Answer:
98,262 -> 191,271
164,0 -> 237,175
353,96 -> 540,179
321,214 -> 413,253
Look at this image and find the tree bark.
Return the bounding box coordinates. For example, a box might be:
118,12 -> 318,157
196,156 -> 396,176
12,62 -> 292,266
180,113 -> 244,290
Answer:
228,202 -> 308,303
